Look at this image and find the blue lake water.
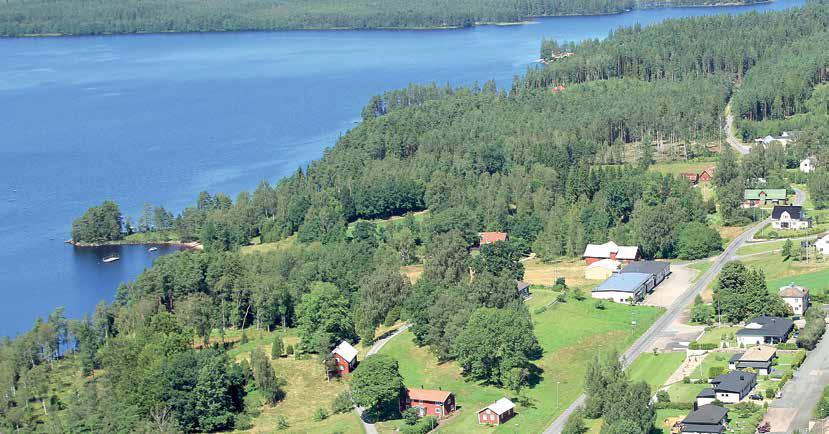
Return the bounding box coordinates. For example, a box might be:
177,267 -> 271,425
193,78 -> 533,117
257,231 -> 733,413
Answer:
0,0 -> 805,337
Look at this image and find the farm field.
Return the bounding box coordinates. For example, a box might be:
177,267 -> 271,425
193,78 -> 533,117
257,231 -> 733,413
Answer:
376,296 -> 664,433
522,257 -> 591,288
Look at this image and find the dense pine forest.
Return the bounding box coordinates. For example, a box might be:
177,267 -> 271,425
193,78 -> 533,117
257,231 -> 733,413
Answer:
0,0 -> 766,36
4,2 -> 829,433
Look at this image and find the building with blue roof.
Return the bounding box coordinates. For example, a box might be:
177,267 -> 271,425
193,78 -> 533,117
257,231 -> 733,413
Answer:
591,272 -> 652,304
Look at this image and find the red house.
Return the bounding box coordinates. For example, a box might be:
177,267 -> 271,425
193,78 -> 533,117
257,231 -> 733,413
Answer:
331,341 -> 358,376
697,167 -> 715,183
479,232 -> 508,246
401,388 -> 456,419
477,398 -> 516,425
582,241 -> 640,265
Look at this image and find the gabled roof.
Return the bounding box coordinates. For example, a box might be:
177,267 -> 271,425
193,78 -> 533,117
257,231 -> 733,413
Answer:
477,398 -> 515,415
682,404 -> 728,425
479,232 -> 507,244
583,241 -> 619,258
593,272 -> 651,293
516,281 -> 530,292
332,341 -> 358,363
779,284 -> 808,298
737,316 -> 794,338
407,388 -> 452,403
616,246 -> 640,260
711,370 -> 756,393
739,345 -> 776,362
586,258 -> 621,270
744,189 -> 787,200
771,206 -> 804,220
697,388 -> 716,398
621,260 -> 670,275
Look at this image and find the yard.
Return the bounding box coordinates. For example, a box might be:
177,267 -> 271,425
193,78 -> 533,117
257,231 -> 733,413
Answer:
736,240 -> 787,256
376,297 -> 664,433
626,352 -> 686,391
522,257 -> 591,288
742,251 -> 829,297
695,326 -> 742,348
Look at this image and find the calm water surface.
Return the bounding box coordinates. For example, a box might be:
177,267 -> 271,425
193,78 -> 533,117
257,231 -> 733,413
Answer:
0,0 -> 805,336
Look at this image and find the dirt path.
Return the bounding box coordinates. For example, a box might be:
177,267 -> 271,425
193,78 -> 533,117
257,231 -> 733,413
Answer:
725,103 -> 751,155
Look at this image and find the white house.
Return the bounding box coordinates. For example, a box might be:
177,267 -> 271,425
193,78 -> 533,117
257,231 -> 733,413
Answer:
771,206 -> 810,230
779,284 -> 809,315
800,157 -> 817,173
736,316 -> 794,346
696,371 -> 757,405
816,234 -> 829,255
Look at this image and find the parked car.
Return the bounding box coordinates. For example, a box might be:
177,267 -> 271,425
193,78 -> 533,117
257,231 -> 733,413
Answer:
775,391 -> 783,399
757,422 -> 771,433
749,394 -> 763,401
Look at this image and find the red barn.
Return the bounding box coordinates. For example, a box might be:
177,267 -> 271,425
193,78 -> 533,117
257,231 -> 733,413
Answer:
477,398 -> 516,425
331,341 -> 358,376
401,388 -> 456,419
479,232 -> 508,246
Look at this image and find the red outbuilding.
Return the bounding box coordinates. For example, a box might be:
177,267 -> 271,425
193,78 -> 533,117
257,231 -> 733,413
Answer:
697,167 -> 715,183
401,388 -> 456,419
331,341 -> 358,376
477,398 -> 516,425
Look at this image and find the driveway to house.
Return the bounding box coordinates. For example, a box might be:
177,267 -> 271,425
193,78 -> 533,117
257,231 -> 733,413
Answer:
766,327 -> 829,433
355,324 -> 412,434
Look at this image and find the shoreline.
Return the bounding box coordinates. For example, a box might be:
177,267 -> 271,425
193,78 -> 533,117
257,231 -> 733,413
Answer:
67,239 -> 203,250
2,0 -> 776,39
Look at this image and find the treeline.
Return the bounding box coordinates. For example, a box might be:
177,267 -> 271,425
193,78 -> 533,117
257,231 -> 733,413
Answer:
0,0 -> 773,36
732,31 -> 829,121
531,3 -> 829,87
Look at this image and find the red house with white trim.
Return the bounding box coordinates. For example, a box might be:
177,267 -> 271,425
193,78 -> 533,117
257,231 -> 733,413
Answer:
477,398 -> 516,425
400,388 -> 456,419
331,341 -> 358,376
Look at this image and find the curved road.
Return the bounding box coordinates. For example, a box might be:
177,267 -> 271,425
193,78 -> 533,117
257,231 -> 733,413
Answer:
544,189 -> 804,433
726,103 -> 752,155
355,324 -> 412,434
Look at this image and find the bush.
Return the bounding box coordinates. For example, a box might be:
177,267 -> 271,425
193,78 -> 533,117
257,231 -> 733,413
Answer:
656,390 -> 671,403
765,387 -> 776,399
402,407 -> 421,425
240,331 -> 249,345
556,292 -> 567,303
331,391 -> 354,414
688,342 -> 717,350
312,407 -> 329,422
594,300 -> 606,310
572,288 -> 586,301
534,306 -> 548,315
776,342 -> 798,350
792,351 -> 807,368
399,416 -> 437,434
682,376 -> 690,384
708,366 -> 727,378
286,344 -> 295,356
654,401 -> 694,410
275,414 -> 289,430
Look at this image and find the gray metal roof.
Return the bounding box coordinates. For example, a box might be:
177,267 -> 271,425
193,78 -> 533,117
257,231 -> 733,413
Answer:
736,316 -> 794,339
711,371 -> 756,393
593,272 -> 651,293
621,260 -> 670,275
683,404 -> 727,425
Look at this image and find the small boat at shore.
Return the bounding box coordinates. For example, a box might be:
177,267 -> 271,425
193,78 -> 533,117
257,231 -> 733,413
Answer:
102,255 -> 120,263
148,246 -> 158,252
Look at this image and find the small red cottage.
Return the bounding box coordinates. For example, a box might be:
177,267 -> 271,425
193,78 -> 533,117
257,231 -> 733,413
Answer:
479,232 -> 508,246
697,167 -> 715,183
477,398 -> 516,425
401,388 -> 456,419
331,341 -> 358,376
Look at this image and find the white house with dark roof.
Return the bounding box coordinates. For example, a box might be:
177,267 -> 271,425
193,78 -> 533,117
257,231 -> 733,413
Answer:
696,371 -> 756,404
779,284 -> 809,315
771,206 -> 810,230
680,404 -> 728,434
736,316 -> 794,346
728,345 -> 777,376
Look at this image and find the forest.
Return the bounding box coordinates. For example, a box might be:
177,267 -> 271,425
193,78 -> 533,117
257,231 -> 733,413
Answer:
5,3 -> 829,433
0,0 -> 765,36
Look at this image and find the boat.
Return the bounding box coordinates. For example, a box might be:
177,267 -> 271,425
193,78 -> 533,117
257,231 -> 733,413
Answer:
102,255 -> 120,263
148,246 -> 158,252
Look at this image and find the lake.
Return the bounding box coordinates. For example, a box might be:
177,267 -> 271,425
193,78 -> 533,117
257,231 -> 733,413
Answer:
0,0 -> 805,337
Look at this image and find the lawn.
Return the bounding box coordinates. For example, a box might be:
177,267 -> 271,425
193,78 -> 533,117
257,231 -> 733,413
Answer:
768,268 -> 829,298
667,383 -> 708,403
122,229 -> 181,243
653,409 -> 687,434
377,298 -> 664,433
687,260 -> 713,283
648,160 -> 716,176
522,258 -> 590,288
741,252 -> 829,297
695,326 -> 741,348
736,240 -> 787,256
240,234 -> 299,255
626,352 -> 685,391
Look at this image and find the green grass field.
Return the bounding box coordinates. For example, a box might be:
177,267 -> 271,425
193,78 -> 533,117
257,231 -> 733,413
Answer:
648,161 -> 716,176
627,352 -> 685,391
695,326 -> 741,347
122,229 -> 181,243
688,260 -> 714,283
737,240 -> 787,256
768,268 -> 829,297
377,297 -> 664,433
739,252 -> 829,297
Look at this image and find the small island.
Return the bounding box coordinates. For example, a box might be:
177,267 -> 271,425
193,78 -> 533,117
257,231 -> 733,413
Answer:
70,200 -> 197,248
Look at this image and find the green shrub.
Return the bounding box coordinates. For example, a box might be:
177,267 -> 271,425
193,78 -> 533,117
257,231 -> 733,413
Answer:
594,300 -> 606,310
765,387 -> 776,399
656,390 -> 671,403
400,416 -> 437,434
275,414 -> 289,430
286,344 -> 295,356
572,288 -> 586,301
777,342 -> 798,350
708,366 -> 726,378
688,342 -> 717,350
312,407 -> 329,422
654,401 -> 694,410
792,351 -> 807,368
331,391 -> 354,414
534,306 -> 548,315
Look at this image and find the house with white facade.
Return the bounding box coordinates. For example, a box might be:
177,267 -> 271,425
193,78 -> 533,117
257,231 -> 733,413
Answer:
771,206 -> 810,230
736,316 -> 794,346
816,234 -> 829,255
800,157 -> 817,173
779,284 -> 809,315
696,371 -> 757,405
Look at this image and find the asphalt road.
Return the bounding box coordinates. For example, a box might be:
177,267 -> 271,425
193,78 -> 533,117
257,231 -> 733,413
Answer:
544,189 -> 804,433
769,326 -> 829,433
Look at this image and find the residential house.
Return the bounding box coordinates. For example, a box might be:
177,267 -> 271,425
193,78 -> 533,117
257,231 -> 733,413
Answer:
816,234 -> 829,255
742,189 -> 788,208
620,260 -> 672,289
696,371 -> 757,404
736,316 -> 794,346
697,167 -> 715,183
771,206 -> 810,230
331,341 -> 358,376
477,398 -> 515,425
479,232 -> 508,246
779,284 -> 810,315
800,157 -> 817,173
401,388 -> 456,419
680,404 -> 728,434
728,345 -> 777,376
591,272 -> 652,304
516,281 -> 531,299
584,258 -> 622,280
582,241 -> 640,265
